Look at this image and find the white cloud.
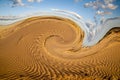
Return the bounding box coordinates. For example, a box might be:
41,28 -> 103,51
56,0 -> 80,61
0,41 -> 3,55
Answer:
27,0 -> 34,2
104,0 -> 114,4
107,3 -> 118,9
11,0 -> 24,7
84,3 -> 91,7
83,0 -> 118,25
0,15 -> 20,20
10,0 -> 43,7
96,10 -> 112,15
103,0 -> 118,10
84,0 -> 118,10
84,0 -> 118,15
101,4 -> 106,9
27,0 -> 43,3
84,0 -> 103,10
36,0 -> 43,2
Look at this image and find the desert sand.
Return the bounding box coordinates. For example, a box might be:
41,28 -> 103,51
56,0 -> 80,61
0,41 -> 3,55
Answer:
0,16 -> 120,80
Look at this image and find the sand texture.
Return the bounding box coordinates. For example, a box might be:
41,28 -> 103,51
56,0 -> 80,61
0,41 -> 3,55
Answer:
0,17 -> 120,80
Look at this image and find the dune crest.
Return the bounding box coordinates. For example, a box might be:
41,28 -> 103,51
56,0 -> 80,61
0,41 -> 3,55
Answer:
0,16 -> 120,80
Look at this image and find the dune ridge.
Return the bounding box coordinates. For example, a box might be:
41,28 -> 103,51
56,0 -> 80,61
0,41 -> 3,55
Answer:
0,16 -> 120,80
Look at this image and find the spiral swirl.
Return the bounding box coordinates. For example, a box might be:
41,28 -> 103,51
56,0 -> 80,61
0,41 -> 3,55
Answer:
0,16 -> 120,80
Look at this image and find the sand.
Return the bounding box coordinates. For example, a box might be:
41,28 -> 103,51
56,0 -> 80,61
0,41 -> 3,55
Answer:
0,16 -> 120,80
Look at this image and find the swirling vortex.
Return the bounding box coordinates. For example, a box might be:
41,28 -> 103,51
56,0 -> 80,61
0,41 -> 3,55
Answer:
0,16 -> 120,80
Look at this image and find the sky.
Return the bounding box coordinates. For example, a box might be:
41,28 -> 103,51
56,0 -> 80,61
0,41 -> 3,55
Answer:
0,0 -> 120,23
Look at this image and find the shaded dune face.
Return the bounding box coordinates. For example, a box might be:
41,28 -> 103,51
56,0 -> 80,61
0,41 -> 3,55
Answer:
0,17 -> 120,80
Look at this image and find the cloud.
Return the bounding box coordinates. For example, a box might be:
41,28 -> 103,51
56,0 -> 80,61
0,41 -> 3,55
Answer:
10,0 -> 43,7
0,15 -> 20,20
11,0 -> 24,7
104,0 -> 114,4
103,0 -> 118,9
27,0 -> 43,2
96,10 -> 112,15
36,0 -> 43,2
83,0 -> 118,25
84,0 -> 104,10
84,0 -> 118,10
84,3 -> 92,7
84,0 -> 118,16
27,0 -> 34,2
107,3 -> 118,9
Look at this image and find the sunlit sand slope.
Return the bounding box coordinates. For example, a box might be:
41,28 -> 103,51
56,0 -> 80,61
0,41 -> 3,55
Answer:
0,17 -> 120,80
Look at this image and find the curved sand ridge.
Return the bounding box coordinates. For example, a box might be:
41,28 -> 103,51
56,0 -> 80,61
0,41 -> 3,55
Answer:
0,16 -> 120,80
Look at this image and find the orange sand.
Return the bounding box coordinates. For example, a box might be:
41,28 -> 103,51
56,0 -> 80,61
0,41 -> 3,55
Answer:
0,17 -> 120,80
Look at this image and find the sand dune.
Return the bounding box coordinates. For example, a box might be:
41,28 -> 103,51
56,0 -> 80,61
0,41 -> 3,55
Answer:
0,16 -> 120,80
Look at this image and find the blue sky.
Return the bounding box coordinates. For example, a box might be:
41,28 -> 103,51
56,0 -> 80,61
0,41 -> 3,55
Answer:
0,0 -> 120,22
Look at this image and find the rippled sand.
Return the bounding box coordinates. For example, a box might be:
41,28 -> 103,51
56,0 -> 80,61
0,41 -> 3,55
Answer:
0,17 -> 120,80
